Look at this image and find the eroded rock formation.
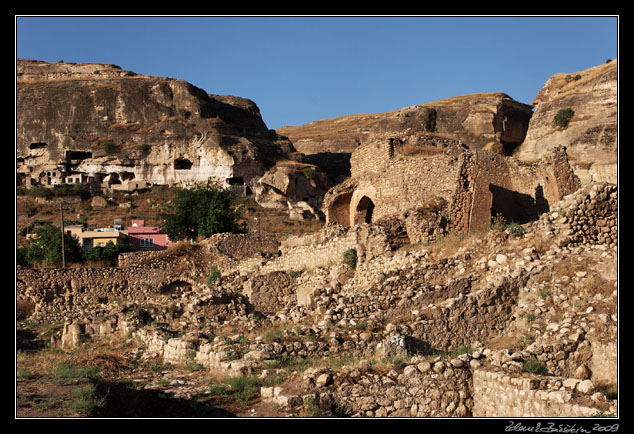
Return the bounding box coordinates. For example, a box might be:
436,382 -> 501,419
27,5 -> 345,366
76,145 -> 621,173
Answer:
16,59 -> 293,191
516,59 -> 618,184
277,92 -> 534,156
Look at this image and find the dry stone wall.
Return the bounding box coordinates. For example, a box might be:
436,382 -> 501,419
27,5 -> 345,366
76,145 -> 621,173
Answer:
472,368 -> 612,417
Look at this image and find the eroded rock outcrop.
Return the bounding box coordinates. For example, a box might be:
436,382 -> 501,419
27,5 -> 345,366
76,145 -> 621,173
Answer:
516,60 -> 617,184
16,59 -> 292,191
277,92 -> 534,156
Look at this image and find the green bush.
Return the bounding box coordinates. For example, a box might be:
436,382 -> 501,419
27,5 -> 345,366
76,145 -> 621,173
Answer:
207,265 -> 222,286
523,358 -> 545,374
225,375 -> 259,404
103,141 -> 119,155
553,108 -> 574,128
158,181 -> 246,241
343,248 -> 357,269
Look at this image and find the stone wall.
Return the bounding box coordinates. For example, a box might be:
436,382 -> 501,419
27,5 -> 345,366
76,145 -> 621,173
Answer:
236,225 -> 390,277
16,256 -> 206,324
472,368 -> 610,417
333,359 -> 474,417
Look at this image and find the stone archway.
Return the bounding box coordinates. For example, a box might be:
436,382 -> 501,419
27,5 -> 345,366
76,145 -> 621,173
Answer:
328,192 -> 353,226
354,196 -> 375,224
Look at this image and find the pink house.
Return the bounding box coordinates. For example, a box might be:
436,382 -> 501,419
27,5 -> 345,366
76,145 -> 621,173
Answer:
127,219 -> 171,251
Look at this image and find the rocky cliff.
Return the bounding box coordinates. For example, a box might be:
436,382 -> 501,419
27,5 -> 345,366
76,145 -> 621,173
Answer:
17,59 -> 293,191
516,60 -> 617,184
277,92 -> 534,156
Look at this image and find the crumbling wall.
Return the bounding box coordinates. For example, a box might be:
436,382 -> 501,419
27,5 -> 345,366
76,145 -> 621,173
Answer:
326,135 -> 581,236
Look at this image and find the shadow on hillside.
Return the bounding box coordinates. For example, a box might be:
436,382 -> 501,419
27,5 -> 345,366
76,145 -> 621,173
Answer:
93,380 -> 236,418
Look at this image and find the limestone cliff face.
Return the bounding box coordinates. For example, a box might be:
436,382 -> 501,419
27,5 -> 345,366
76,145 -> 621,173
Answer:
17,59 -> 292,190
516,60 -> 617,184
277,92 -> 534,155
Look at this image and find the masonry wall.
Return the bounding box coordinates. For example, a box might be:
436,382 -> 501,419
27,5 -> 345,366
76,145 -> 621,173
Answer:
328,136 -> 581,234
472,368 -> 606,417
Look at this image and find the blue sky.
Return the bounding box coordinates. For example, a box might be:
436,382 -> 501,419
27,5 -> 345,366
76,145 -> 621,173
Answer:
16,16 -> 618,130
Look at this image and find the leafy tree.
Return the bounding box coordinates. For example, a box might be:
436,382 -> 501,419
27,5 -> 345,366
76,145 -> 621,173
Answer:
158,181 -> 246,241
18,223 -> 83,267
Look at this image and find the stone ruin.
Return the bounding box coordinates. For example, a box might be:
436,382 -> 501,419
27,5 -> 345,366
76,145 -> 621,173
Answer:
323,132 -> 581,244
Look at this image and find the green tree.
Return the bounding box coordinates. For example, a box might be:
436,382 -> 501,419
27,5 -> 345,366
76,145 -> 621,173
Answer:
18,223 -> 83,267
158,181 -> 246,241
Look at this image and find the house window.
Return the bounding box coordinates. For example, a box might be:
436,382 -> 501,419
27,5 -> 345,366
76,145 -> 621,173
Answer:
140,238 -> 154,248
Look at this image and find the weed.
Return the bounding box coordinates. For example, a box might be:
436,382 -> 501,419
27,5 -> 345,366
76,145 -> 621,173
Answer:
33,397 -> 59,410
329,354 -> 355,369
53,362 -> 100,384
208,381 -> 228,395
343,248 -> 357,269
225,375 -> 259,405
65,384 -> 108,414
147,360 -> 171,373
353,321 -> 368,331
450,344 -> 474,358
185,362 -> 204,371
207,265 -> 221,286
301,396 -> 322,417
518,334 -> 535,347
261,373 -> 286,387
523,358 -> 545,374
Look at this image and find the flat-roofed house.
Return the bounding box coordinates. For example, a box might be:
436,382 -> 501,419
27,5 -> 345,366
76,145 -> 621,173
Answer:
127,219 -> 171,251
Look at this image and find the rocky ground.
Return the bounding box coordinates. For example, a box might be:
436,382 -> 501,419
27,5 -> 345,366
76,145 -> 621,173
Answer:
15,182 -> 618,419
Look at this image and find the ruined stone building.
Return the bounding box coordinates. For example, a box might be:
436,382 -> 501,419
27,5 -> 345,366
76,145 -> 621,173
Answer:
323,132 -> 581,236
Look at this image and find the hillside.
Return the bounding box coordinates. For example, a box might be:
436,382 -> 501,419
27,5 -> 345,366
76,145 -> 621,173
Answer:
16,59 -> 618,420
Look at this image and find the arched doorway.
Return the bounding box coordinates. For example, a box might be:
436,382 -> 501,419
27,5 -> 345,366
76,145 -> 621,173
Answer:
328,192 -> 353,226
355,196 -> 375,224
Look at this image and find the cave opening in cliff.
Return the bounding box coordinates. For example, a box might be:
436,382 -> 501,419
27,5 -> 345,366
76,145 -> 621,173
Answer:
29,142 -> 48,150
355,196 -> 375,225
226,177 -> 244,185
66,150 -> 93,162
174,158 -> 193,170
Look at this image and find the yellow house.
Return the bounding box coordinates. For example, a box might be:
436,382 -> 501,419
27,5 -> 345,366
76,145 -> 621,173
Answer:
65,225 -> 128,249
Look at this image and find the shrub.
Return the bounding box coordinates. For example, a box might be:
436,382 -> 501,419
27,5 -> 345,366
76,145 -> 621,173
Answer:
207,265 -> 222,286
523,358 -> 545,374
553,108 -> 574,128
507,222 -> 526,238
343,248 -> 357,269
103,141 -> 119,155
